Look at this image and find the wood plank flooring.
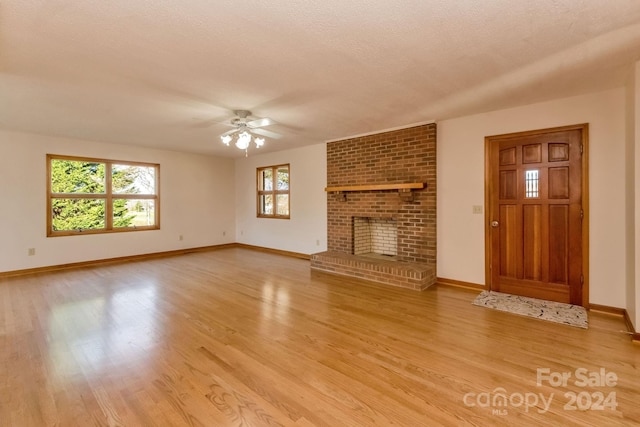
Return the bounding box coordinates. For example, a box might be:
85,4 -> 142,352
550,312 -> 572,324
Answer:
0,247 -> 638,426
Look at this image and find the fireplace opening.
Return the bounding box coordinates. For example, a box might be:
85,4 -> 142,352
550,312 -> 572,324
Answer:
353,217 -> 397,259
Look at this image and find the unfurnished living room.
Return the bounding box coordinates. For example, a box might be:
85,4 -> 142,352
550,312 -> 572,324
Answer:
2,1 -> 640,426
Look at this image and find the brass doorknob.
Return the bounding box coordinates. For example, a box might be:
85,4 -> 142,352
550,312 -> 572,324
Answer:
491,221 -> 499,228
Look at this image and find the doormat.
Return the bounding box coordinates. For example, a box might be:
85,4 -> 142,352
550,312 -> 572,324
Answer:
472,291 -> 588,329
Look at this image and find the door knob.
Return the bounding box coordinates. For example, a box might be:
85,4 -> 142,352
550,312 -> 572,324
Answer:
491,221 -> 499,228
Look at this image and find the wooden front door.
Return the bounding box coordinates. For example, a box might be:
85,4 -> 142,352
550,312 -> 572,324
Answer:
485,124 -> 587,305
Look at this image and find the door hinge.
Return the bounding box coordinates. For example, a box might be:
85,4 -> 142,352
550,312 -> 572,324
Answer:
581,274 -> 584,286
580,144 -> 583,154
580,209 -> 584,220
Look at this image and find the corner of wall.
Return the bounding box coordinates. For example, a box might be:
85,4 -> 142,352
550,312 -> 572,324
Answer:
233,143 -> 328,254
633,61 -> 640,330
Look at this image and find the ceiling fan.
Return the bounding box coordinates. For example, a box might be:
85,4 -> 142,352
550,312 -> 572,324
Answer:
220,110 -> 281,154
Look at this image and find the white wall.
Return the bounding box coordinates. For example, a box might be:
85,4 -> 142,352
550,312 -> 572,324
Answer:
633,62 -> 640,330
438,89 -> 627,307
0,130 -> 236,272
235,143 -> 327,255
626,66 -> 637,330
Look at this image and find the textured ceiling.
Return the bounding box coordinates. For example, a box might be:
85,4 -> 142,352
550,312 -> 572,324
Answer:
2,1 -> 640,157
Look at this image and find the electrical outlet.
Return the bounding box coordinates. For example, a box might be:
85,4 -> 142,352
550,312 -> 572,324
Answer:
472,205 -> 483,214
179,235 -> 184,241
28,248 -> 35,256
316,239 -> 320,246
223,231 -> 226,236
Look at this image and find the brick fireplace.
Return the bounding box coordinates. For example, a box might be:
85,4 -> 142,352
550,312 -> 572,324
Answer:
311,123 -> 437,290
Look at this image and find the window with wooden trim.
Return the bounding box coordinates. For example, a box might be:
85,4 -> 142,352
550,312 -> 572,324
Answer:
257,164 -> 290,219
47,154 -> 160,236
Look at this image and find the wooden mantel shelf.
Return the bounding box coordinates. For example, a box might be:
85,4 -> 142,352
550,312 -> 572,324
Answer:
324,183 -> 425,192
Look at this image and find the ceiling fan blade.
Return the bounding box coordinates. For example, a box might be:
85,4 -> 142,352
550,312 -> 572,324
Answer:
221,128 -> 240,137
247,117 -> 275,128
251,128 -> 282,139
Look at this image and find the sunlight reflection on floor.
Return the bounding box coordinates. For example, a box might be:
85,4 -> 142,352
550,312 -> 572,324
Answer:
48,283 -> 159,381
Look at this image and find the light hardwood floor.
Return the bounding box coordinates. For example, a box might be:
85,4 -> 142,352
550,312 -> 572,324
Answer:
1,247 -> 638,426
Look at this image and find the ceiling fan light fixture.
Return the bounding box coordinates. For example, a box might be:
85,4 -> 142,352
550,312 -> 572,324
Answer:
219,110 -> 279,156
235,131 -> 252,150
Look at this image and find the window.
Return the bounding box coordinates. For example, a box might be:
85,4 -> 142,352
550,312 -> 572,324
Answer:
47,154 -> 159,236
525,169 -> 539,198
257,164 -> 289,218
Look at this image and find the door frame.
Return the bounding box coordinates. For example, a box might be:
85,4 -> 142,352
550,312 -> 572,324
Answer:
484,123 -> 590,308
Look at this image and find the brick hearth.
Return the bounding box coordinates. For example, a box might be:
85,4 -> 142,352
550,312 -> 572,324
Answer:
311,123 -> 437,290
311,251 -> 436,290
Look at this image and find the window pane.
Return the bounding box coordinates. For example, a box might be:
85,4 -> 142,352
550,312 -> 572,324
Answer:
256,164 -> 289,219
277,166 -> 289,190
112,165 -> 156,194
260,194 -> 274,215
51,159 -> 105,194
525,170 -> 539,198
276,194 -> 289,216
51,198 -> 105,231
259,169 -> 273,191
113,199 -> 156,228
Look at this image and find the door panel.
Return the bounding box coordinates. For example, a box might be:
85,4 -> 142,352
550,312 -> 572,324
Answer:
486,125 -> 586,305
523,205 -> 542,281
548,205 -> 569,284
499,205 -> 518,277
549,143 -> 569,161
549,167 -> 569,199
500,147 -> 516,165
500,170 -> 517,199
523,144 -> 542,163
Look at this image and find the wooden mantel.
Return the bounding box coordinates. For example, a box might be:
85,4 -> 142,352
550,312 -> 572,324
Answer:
324,183 -> 425,192
324,182 -> 425,202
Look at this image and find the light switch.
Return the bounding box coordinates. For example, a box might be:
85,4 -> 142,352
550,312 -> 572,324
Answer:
472,205 -> 483,214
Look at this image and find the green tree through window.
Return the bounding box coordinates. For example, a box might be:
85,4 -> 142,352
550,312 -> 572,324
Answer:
47,155 -> 159,236
257,164 -> 290,219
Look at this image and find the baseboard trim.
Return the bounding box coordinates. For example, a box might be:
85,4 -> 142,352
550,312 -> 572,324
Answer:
437,277 -> 486,291
623,311 -> 640,343
589,304 -> 626,316
0,243 -> 240,278
0,243 -> 312,279
589,304 -> 639,343
234,243 -> 311,260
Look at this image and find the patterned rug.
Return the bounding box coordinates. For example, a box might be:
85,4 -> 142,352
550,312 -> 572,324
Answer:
472,291 -> 588,329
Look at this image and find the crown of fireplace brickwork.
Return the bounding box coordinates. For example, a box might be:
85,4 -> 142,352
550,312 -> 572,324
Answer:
311,123 -> 437,290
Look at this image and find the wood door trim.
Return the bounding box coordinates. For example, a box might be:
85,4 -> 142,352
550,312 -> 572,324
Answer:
484,123 -> 589,307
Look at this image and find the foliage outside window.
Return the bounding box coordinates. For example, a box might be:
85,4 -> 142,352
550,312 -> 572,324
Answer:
47,154 -> 159,236
257,164 -> 289,219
